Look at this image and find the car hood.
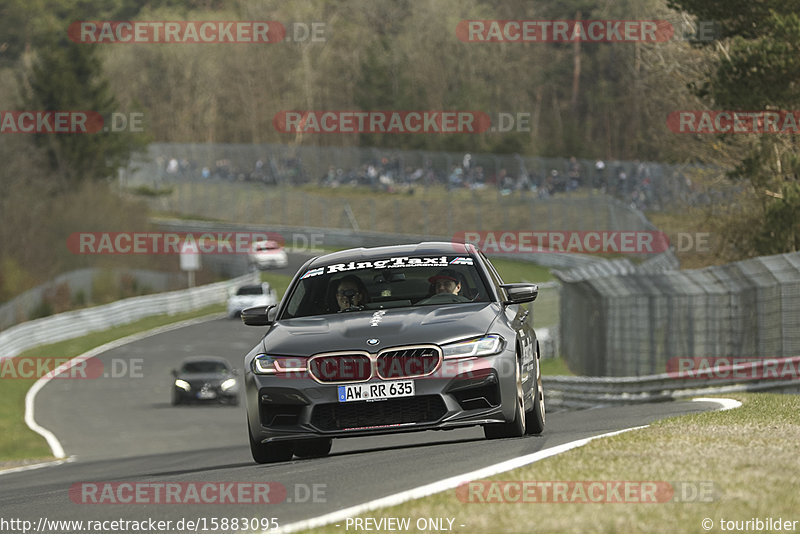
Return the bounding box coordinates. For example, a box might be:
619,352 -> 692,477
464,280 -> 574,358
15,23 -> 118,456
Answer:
176,373 -> 233,382
261,302 -> 503,355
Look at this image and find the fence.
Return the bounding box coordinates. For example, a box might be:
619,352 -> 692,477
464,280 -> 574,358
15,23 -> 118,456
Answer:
556,251 -> 800,376
0,268 -> 189,331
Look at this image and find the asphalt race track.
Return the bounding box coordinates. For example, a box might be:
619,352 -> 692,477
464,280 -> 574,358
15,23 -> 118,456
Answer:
0,317 -> 723,532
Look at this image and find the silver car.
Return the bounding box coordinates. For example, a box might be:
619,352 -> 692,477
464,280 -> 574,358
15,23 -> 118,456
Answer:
227,282 -> 278,318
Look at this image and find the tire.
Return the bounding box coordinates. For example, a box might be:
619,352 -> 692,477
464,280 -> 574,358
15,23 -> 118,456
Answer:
484,356 -> 526,439
171,390 -> 182,406
525,352 -> 545,435
248,426 -> 294,464
293,438 -> 333,459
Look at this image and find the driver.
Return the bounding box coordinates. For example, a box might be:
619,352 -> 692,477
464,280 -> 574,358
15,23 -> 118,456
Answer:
417,269 -> 470,304
429,269 -> 463,295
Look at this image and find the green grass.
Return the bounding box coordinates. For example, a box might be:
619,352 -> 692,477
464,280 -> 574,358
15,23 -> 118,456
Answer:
541,357 -> 573,376
490,257 -> 554,284
259,272 -> 293,299
152,183 -> 641,249
300,393 -> 799,534
0,303 -> 224,464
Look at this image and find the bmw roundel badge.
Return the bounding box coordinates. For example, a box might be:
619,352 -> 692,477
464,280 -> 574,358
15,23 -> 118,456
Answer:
367,338 -> 380,346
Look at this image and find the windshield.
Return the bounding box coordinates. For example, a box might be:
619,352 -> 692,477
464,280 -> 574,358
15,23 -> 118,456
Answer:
282,255 -> 490,319
254,241 -> 281,252
236,286 -> 265,296
180,361 -> 230,374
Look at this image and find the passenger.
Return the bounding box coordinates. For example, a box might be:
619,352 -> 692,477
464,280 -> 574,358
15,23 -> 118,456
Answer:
334,275 -> 370,311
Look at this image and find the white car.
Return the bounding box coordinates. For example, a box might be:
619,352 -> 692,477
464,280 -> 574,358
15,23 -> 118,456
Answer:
227,283 -> 278,318
249,239 -> 289,269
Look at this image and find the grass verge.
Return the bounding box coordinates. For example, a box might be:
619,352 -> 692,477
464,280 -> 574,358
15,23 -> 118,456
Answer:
259,272 -> 293,298
299,393 -> 799,534
540,357 -> 573,376
0,303 -> 224,464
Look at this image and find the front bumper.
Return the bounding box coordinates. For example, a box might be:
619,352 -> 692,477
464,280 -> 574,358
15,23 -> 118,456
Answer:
174,385 -> 239,404
246,349 -> 518,443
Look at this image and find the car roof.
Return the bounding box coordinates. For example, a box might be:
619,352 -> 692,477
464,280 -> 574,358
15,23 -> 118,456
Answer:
305,241 -> 477,268
179,356 -> 230,365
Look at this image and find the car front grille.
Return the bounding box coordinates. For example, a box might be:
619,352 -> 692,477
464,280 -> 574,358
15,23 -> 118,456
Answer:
185,379 -> 220,390
377,347 -> 441,379
308,353 -> 372,383
308,346 -> 442,383
310,395 -> 447,431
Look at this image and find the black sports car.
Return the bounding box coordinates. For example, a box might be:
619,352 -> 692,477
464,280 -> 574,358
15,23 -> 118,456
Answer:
242,242 -> 544,463
171,356 -> 240,405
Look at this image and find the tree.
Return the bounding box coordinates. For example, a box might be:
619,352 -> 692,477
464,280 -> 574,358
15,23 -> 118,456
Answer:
668,1 -> 800,256
23,32 -> 145,185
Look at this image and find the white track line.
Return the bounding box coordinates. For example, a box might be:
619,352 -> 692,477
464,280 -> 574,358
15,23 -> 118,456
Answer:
272,397 -> 743,534
692,397 -> 742,411
23,313 -> 223,461
0,457 -> 75,476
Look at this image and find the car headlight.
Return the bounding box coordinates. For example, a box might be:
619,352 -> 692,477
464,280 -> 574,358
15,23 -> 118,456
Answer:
174,379 -> 191,391
253,355 -> 308,375
220,378 -> 237,391
441,335 -> 504,359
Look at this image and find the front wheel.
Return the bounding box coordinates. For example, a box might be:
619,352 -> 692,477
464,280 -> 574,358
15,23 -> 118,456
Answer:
525,354 -> 545,435
249,426 -> 294,464
484,356 -> 526,439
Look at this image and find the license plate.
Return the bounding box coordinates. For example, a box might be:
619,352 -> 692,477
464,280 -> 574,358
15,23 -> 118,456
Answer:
197,390 -> 217,400
338,380 -> 414,402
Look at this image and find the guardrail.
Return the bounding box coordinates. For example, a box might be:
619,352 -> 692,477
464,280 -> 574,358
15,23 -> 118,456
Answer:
0,272 -> 257,361
0,268 -> 189,332
544,356 -> 800,409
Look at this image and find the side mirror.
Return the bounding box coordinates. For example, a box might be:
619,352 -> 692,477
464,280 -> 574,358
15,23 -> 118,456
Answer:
171,369 -> 177,377
241,304 -> 277,326
501,283 -> 539,304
